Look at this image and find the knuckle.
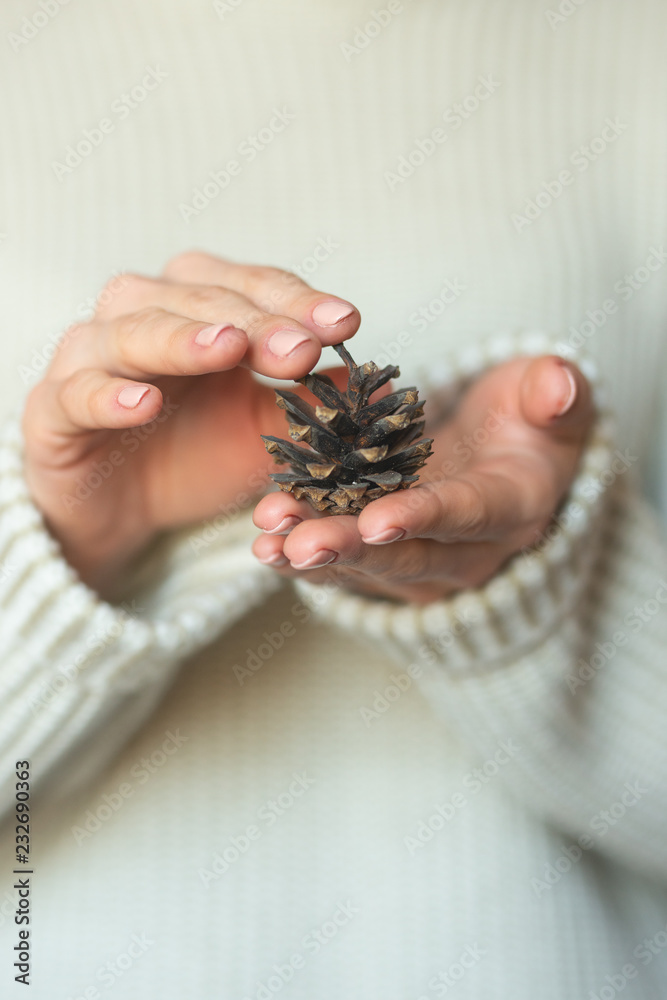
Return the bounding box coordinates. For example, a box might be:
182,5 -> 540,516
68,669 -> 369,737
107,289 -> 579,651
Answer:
243,264 -> 276,285
164,318 -> 193,355
71,366 -> 96,391
95,272 -> 145,316
46,322 -> 92,374
58,368 -> 93,408
88,381 -> 112,418
403,554 -> 430,584
180,285 -> 226,315
460,554 -> 502,591
414,479 -> 441,513
259,270 -> 308,311
116,306 -> 165,343
162,251 -> 212,279
113,272 -> 146,296
451,479 -> 489,536
243,308 -> 274,336
280,268 -> 307,289
455,568 -> 486,591
391,546 -> 429,584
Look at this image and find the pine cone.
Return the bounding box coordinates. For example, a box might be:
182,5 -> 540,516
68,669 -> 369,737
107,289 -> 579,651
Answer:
260,343 -> 433,514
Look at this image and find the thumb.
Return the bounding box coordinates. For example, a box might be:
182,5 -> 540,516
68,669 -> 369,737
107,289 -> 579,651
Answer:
519,355 -> 593,435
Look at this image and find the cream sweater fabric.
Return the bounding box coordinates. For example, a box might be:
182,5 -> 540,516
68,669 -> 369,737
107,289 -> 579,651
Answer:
1,1 -> 667,997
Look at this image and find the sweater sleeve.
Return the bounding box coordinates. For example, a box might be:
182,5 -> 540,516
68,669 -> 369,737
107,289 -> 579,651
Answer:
293,330 -> 667,884
0,418 -> 281,822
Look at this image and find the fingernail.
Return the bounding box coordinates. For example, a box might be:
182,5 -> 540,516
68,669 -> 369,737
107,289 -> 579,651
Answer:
267,329 -> 312,358
195,324 -> 237,347
554,362 -> 577,417
361,528 -> 405,544
311,300 -> 355,327
290,549 -> 337,570
118,385 -> 150,409
257,552 -> 289,567
264,516 -> 302,535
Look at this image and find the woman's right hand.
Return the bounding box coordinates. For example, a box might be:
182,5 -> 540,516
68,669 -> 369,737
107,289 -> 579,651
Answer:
22,252 -> 360,595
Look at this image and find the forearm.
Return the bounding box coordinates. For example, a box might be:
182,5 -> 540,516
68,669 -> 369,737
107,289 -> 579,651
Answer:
0,416 -> 280,821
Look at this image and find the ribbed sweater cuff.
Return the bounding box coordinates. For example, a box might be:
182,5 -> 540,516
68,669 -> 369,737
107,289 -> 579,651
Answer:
292,331 -> 617,671
0,417 -> 277,705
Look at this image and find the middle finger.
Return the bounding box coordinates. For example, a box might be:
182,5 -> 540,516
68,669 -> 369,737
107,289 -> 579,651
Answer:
98,274 -> 324,378
161,252 -> 360,344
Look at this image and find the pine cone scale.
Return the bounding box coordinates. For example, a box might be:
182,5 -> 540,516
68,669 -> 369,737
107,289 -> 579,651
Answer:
261,344 -> 433,515
296,374 -> 351,414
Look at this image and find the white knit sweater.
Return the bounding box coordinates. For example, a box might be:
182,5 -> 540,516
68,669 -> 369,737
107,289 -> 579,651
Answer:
1,1 -> 667,997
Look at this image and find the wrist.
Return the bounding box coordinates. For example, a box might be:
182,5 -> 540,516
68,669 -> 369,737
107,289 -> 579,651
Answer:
24,462 -> 155,598
55,530 -> 154,597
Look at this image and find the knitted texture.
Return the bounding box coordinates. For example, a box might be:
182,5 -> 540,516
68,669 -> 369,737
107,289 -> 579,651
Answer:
0,1 -> 666,998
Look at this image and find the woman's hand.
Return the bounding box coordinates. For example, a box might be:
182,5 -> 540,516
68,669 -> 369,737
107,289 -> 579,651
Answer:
23,252 -> 360,594
252,355 -> 594,604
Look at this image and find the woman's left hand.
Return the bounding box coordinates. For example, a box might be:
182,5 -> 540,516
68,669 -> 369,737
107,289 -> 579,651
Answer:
252,354 -> 594,604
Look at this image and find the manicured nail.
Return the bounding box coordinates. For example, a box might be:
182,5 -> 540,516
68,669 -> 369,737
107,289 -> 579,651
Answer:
361,528 -> 405,544
267,329 -> 311,358
118,385 -> 150,409
290,549 -> 337,570
311,300 -> 355,327
264,516 -> 302,535
195,324 -> 237,347
257,552 -> 289,567
554,362 -> 577,417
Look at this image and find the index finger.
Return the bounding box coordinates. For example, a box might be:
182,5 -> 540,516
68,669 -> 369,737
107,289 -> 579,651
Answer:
162,251 -> 360,344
